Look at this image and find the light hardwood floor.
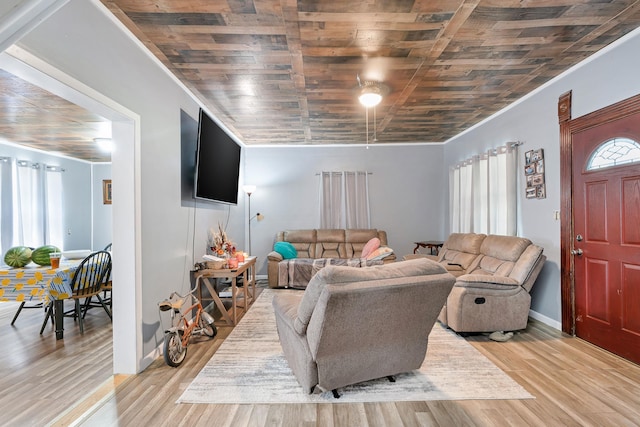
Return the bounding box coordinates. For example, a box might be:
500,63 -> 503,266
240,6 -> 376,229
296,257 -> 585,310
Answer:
2,295 -> 639,426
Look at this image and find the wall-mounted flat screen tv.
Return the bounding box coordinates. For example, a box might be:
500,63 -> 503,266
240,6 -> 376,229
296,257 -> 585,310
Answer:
194,108 -> 242,204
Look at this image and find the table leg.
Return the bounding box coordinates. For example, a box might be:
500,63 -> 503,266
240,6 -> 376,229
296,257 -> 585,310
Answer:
199,277 -> 233,326
249,264 -> 256,303
231,277 -> 237,325
54,299 -> 64,340
242,270 -> 249,306
413,243 -> 421,254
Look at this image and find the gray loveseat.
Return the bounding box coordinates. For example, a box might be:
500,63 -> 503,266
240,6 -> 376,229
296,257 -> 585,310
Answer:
271,258 -> 455,394
411,233 -> 546,333
267,228 -> 396,288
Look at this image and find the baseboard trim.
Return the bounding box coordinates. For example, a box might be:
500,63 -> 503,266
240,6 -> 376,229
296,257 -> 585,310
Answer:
140,344 -> 162,372
529,309 -> 562,331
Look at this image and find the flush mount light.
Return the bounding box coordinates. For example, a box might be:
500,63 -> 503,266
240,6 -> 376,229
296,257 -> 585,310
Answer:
356,77 -> 389,108
358,86 -> 383,107
94,138 -> 113,152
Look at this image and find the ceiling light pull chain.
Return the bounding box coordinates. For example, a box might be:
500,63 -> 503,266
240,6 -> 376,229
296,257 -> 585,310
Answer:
373,106 -> 377,143
365,106 -> 369,149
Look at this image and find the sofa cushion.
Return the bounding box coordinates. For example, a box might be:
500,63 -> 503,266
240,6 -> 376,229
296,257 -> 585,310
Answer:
315,229 -> 346,258
470,235 -> 532,276
443,233 -> 486,255
282,229 -> 317,258
480,235 -> 531,261
508,244 -> 544,284
345,229 -> 380,257
439,233 -> 486,271
293,258 -> 446,334
361,237 -> 380,258
274,242 -> 298,259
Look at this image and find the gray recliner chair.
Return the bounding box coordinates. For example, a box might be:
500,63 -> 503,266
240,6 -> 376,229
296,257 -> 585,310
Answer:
438,234 -> 546,333
271,258 -> 455,395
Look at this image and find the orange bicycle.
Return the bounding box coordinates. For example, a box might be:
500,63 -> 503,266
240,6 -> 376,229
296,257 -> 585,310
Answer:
159,288 -> 217,367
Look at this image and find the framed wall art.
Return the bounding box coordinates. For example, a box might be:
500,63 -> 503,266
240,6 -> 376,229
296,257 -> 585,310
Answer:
103,179 -> 112,204
524,149 -> 546,199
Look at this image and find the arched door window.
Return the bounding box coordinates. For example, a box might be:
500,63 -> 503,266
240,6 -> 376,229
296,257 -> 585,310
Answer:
586,137 -> 640,170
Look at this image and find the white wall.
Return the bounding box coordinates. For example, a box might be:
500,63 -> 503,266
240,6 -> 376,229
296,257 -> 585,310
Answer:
444,28 -> 640,325
245,144 -> 447,275
10,0 -> 245,371
91,163 -> 112,251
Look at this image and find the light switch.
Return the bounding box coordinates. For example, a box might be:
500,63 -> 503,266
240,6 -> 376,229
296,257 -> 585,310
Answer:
553,210 -> 560,221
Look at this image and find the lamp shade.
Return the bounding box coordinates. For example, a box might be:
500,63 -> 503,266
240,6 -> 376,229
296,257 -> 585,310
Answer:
242,184 -> 256,195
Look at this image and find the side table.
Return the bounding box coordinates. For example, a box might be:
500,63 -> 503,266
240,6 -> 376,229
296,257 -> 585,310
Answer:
194,256 -> 256,326
413,241 -> 444,255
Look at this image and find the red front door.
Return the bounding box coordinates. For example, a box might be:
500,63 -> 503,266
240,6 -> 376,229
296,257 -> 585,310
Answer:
572,112 -> 640,365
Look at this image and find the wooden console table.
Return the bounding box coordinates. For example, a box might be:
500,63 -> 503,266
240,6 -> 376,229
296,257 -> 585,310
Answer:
194,256 -> 256,326
413,241 -> 444,255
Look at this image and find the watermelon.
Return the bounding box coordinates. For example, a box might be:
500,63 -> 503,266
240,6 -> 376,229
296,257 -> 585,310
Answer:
4,246 -> 33,268
32,245 -> 61,266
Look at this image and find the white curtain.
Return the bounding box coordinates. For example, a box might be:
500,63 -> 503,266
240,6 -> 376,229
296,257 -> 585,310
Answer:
1,160 -> 65,251
0,157 -> 13,255
450,144 -> 517,235
15,161 -> 44,247
45,166 -> 64,247
319,171 -> 370,229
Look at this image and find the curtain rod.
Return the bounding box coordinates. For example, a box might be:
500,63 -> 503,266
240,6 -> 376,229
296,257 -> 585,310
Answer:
315,171 -> 373,175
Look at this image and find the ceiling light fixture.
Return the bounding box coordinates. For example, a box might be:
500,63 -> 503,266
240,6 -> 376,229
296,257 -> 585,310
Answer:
358,85 -> 383,108
356,76 -> 389,148
356,77 -> 389,108
94,138 -> 113,152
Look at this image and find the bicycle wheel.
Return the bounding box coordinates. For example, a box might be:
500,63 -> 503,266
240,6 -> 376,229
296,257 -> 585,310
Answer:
199,316 -> 217,337
163,330 -> 187,367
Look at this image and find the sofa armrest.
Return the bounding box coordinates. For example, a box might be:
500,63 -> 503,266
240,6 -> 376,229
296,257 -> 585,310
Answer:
272,292 -> 304,334
456,274 -> 520,290
268,251 -> 284,262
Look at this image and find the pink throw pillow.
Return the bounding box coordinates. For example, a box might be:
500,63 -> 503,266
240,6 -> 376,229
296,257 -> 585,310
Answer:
361,237 -> 380,258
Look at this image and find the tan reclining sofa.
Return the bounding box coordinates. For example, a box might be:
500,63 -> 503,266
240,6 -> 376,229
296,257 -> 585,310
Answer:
267,229 -> 396,288
412,233 -> 546,333
272,258 -> 455,395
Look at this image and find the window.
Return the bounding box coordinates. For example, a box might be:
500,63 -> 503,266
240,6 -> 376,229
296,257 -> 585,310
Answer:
586,137 -> 640,170
319,171 -> 370,229
0,158 -> 64,255
450,145 -> 517,235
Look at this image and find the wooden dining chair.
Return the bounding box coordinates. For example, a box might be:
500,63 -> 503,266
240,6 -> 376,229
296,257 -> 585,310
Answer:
101,243 -> 112,308
40,250 -> 112,334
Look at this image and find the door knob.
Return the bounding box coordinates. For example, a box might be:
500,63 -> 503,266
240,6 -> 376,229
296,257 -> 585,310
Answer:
571,248 -> 583,256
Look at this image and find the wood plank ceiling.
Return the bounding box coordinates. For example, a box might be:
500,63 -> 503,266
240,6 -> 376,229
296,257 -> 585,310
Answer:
2,0 -> 640,162
0,69 -> 112,162
101,0 -> 640,146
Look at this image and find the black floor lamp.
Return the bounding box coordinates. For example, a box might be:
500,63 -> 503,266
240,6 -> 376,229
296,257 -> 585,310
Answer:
243,185 -> 263,255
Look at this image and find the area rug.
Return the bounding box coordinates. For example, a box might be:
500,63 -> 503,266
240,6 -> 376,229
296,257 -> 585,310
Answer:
177,289 -> 534,404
